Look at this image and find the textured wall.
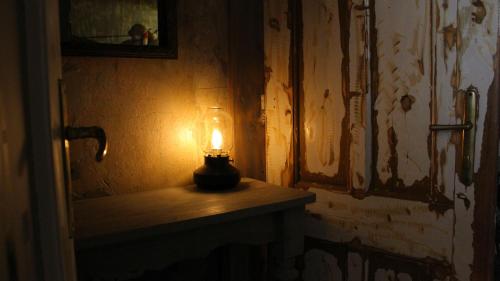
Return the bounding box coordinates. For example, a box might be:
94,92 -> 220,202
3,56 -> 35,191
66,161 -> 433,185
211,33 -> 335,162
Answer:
63,0 -> 230,197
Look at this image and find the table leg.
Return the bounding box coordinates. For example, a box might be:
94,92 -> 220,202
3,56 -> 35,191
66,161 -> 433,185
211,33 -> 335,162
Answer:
271,257 -> 299,281
270,206 -> 305,281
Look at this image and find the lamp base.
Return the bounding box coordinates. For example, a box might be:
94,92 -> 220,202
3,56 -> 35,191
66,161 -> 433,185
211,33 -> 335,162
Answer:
193,155 -> 240,190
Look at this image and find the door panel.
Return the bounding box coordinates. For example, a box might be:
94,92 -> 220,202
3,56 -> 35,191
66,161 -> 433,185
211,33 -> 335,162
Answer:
264,0 -> 294,187
372,0 -> 432,192
264,0 -> 498,280
300,0 -> 349,186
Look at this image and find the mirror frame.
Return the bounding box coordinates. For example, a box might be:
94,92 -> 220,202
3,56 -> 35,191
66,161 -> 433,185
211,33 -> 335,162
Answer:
60,0 -> 177,59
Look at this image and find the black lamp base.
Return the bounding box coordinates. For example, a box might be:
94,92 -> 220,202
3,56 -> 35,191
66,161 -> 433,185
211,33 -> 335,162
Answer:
193,155 -> 240,190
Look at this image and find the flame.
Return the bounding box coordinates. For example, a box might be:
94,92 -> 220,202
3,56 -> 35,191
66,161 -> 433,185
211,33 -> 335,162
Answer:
211,128 -> 223,149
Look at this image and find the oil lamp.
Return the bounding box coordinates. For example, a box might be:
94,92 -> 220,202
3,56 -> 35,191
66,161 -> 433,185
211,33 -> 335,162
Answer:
193,107 -> 240,190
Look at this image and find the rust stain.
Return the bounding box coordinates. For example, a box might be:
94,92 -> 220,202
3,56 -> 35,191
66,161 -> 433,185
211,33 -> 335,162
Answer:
456,192 -> 471,210
268,17 -> 281,31
451,64 -> 461,91
264,65 -> 272,85
417,59 -> 425,75
427,191 -> 454,217
387,127 -> 398,179
356,172 -> 364,186
400,94 -> 416,112
442,0 -> 448,10
442,24 -> 457,51
471,0 -> 486,24
323,88 -> 330,98
439,149 -> 447,193
386,214 -> 392,222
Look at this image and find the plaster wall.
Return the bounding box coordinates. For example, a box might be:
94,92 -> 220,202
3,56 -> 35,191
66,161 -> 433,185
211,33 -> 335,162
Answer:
63,0 -> 230,197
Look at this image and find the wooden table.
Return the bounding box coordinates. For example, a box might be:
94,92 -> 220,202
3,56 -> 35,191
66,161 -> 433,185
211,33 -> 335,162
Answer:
74,178 -> 315,281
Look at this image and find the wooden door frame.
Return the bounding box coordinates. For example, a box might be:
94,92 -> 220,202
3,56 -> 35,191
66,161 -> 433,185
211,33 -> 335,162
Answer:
472,36 -> 499,281
22,0 -> 77,280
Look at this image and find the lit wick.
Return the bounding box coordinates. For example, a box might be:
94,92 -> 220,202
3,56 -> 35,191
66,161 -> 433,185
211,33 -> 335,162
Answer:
210,128 -> 223,156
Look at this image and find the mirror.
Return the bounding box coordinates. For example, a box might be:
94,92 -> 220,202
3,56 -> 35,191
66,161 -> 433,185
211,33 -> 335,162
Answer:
60,0 -> 177,58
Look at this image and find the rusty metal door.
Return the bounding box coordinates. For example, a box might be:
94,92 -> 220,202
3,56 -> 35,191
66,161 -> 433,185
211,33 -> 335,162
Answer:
265,0 -> 498,280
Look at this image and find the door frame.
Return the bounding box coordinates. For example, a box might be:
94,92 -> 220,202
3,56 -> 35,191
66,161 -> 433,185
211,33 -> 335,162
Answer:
471,36 -> 499,281
22,0 -> 77,280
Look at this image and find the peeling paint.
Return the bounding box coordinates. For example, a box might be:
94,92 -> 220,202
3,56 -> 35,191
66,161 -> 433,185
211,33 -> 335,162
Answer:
400,95 -> 416,113
301,0 -> 346,182
302,249 -> 343,281
264,0 -> 499,280
264,0 -> 294,187
306,188 -> 454,261
373,0 -> 432,189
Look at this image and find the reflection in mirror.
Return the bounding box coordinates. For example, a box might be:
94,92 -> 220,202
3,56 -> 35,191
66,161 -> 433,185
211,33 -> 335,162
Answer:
67,0 -> 159,46
60,0 -> 177,58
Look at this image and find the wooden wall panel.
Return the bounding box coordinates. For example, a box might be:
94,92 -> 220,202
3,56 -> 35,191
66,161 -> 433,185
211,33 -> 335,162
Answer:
305,188 -> 454,261
229,0 -> 266,181
300,0 -> 348,185
264,0 -> 294,187
300,237 -> 450,281
372,0 -> 432,191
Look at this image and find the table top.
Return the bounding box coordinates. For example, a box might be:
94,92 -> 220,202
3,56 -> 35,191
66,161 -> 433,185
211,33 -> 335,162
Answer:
74,178 -> 315,249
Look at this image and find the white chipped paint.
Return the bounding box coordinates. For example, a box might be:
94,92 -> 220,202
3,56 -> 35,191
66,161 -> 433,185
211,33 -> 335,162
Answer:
452,179 -> 475,281
302,0 -> 345,177
306,188 -> 454,260
397,272 -> 413,281
457,0 -> 498,174
302,249 -> 343,281
347,252 -> 363,281
374,268 -> 396,281
373,270 -> 412,281
264,0 -> 293,187
263,0 -> 498,279
433,0 -> 459,202
374,0 -> 432,186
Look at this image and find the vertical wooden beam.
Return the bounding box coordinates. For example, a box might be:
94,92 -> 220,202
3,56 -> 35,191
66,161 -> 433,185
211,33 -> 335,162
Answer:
263,0 -> 294,187
229,0 -> 266,180
471,35 -> 499,281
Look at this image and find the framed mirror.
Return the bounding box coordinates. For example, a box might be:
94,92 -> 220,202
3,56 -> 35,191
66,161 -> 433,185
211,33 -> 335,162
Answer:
60,0 -> 177,58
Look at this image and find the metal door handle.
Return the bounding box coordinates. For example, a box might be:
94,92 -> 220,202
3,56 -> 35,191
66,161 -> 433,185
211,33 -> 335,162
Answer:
429,86 -> 477,185
65,126 -> 108,161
